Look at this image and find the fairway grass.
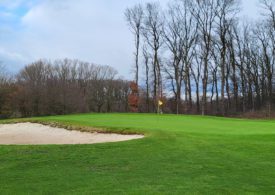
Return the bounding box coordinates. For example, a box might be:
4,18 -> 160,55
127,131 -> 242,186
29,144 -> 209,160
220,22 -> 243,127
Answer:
1,113 -> 275,194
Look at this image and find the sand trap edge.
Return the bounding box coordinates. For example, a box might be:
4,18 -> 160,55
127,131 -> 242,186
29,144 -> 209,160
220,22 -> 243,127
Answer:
0,122 -> 145,145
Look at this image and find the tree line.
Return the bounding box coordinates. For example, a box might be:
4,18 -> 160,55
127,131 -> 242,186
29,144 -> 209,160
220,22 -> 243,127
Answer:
1,0 -> 275,118
0,59 -> 130,118
125,0 -> 275,116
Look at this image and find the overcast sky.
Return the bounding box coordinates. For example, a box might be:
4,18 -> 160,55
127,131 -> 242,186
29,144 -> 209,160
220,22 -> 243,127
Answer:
0,0 -> 261,79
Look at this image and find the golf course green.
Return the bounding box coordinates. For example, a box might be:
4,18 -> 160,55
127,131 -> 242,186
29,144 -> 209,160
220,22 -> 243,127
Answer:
1,113 -> 275,194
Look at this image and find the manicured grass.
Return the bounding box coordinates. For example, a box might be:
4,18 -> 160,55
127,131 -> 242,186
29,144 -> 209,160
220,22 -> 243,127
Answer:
1,113 -> 275,194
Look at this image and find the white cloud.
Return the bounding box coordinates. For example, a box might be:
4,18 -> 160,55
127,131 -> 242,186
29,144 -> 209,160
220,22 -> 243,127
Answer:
13,0 -> 137,78
3,0 -> 172,78
0,0 -> 25,10
0,0 -> 261,78
0,47 -> 26,60
0,0 -> 38,10
0,11 -> 15,20
0,47 -> 30,72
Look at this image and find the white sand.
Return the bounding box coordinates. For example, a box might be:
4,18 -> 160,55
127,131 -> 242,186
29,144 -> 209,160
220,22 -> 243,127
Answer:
0,123 -> 144,145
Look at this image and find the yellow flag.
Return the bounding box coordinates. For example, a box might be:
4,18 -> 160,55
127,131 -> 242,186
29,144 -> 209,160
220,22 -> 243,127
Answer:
158,100 -> 163,106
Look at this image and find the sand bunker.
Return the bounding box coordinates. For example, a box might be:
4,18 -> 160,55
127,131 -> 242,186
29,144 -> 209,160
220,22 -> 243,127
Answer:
0,123 -> 144,145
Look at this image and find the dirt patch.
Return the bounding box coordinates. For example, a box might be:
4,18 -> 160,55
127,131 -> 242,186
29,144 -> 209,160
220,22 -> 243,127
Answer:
0,123 -> 144,145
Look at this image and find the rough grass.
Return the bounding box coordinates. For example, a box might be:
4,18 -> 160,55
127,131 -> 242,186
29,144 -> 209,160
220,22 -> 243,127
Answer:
1,113 -> 275,194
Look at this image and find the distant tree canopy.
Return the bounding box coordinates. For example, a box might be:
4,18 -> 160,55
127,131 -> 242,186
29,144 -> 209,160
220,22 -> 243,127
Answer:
0,59 -> 130,118
1,0 -> 275,118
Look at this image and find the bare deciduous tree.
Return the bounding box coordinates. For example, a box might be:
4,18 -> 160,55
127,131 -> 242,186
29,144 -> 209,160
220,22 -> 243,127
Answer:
143,2 -> 164,113
125,4 -> 144,90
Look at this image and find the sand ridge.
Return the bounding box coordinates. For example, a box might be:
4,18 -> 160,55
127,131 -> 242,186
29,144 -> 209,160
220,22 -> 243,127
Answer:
0,123 -> 144,145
